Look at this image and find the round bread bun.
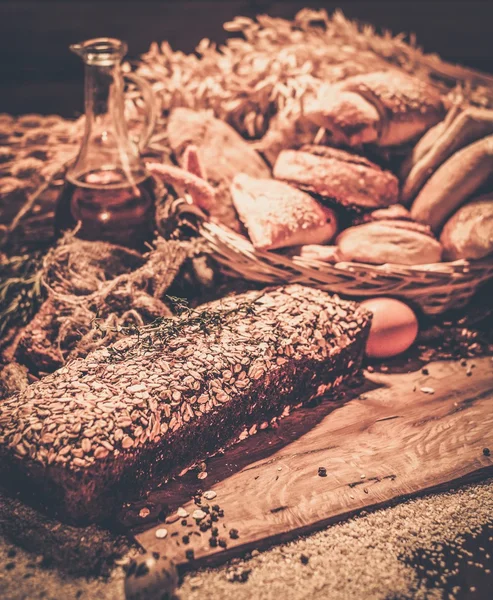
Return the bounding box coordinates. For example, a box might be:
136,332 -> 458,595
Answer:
440,194 -> 493,260
336,221 -> 443,265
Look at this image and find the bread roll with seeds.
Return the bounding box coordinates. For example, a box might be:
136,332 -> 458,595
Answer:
411,135 -> 493,232
306,71 -> 444,148
440,194 -> 493,260
231,174 -> 338,250
273,146 -> 399,209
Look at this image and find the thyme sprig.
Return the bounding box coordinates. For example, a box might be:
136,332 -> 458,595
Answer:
95,292 -> 264,363
0,251 -> 45,340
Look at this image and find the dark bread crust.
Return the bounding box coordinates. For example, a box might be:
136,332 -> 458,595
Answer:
0,285 -> 370,523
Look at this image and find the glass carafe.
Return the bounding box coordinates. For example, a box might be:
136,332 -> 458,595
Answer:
55,38 -> 158,249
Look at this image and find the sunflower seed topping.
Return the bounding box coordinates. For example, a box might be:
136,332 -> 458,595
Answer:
0,285 -> 369,488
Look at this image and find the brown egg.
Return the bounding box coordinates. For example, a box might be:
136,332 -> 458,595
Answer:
361,297 -> 418,359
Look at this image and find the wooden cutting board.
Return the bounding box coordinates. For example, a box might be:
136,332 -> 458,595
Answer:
135,356 -> 493,569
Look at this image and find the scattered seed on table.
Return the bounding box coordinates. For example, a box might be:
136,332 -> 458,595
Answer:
155,528 -> 168,539
203,490 -> 217,500
209,537 -> 217,547
185,549 -> 194,561
193,509 -> 207,521
218,538 -> 227,548
421,367 -> 429,375
318,467 -> 327,477
300,554 -> 310,565
420,387 -> 435,394
483,448 -> 491,457
181,519 -> 188,526
229,528 -> 239,539
177,507 -> 189,518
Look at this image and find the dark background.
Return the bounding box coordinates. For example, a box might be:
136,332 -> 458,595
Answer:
1,0 -> 493,117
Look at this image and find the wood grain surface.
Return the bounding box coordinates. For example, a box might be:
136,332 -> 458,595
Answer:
136,357 -> 493,568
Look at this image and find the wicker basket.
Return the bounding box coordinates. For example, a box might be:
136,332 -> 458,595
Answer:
169,199 -> 493,316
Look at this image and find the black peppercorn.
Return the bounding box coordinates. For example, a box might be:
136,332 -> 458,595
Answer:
185,549 -> 194,561
218,538 -> 227,548
209,537 -> 217,547
229,528 -> 239,539
483,448 -> 491,457
318,467 -> 327,477
182,535 -> 190,544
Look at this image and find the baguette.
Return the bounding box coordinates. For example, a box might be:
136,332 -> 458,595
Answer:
402,107 -> 493,203
411,135 -> 493,232
0,285 -> 371,523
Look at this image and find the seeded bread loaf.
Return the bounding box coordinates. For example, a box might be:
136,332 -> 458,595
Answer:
0,285 -> 371,523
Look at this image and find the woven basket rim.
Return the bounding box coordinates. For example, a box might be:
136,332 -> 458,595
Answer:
198,216 -> 493,276
171,198 -> 493,278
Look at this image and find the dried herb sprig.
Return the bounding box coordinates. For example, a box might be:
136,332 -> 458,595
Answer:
0,250 -> 45,340
94,291 -> 264,363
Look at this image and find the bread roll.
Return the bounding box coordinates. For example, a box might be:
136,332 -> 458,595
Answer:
354,204 -> 412,226
273,146 -> 399,208
296,245 -> 342,263
306,71 -> 444,147
231,174 -> 338,250
440,194 -> 493,260
336,221 -> 443,265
